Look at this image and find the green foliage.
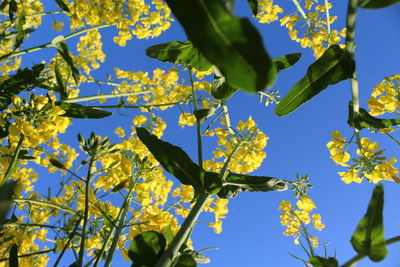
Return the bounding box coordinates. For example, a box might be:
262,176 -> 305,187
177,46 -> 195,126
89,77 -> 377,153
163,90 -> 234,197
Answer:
0,64 -> 45,111
275,45 -> 354,116
128,231 -> 166,267
273,53 -> 302,72
350,183 -> 387,262
211,75 -> 238,100
217,173 -> 288,198
358,0 -> 400,9
55,61 -> 68,100
57,102 -> 112,119
349,107 -> 400,130
52,37 -> 80,85
247,0 -> 258,16
146,41 -> 212,71
165,0 -> 276,93
9,244 -> 18,267
0,181 -> 17,226
136,127 -> 223,196
14,13 -> 25,51
55,0 -> 70,12
171,254 -> 197,267
308,256 -> 338,267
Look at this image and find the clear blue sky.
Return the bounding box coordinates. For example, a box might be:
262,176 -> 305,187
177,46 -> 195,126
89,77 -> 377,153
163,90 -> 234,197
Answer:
23,1 -> 400,266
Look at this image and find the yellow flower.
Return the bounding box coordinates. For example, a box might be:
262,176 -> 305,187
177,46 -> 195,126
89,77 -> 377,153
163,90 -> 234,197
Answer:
178,112 -> 196,128
52,21 -> 64,32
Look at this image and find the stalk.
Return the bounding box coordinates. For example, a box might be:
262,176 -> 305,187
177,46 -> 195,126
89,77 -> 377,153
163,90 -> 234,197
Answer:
155,192 -> 211,267
77,155 -> 96,266
189,69 -> 203,167
4,24 -> 111,59
60,91 -> 150,103
103,188 -> 135,267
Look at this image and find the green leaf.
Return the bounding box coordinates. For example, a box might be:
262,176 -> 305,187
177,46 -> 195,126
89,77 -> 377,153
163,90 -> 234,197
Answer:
350,183 -> 387,262
0,1 -> 9,11
57,102 -> 112,119
171,254 -> 197,267
146,41 -> 212,71
14,13 -> 26,50
211,75 -> 238,100
136,128 -> 222,195
53,37 -> 80,85
8,0 -> 17,21
273,53 -> 302,72
275,45 -> 354,116
247,0 -> 258,16
128,231 -> 166,267
55,60 -> 68,100
0,64 -> 45,111
136,127 -> 203,189
308,256 -> 338,267
358,0 -> 400,9
350,107 -> 400,130
55,0 -> 70,12
217,173 -> 287,198
165,0 -> 276,93
0,181 -> 17,226
9,244 -> 18,267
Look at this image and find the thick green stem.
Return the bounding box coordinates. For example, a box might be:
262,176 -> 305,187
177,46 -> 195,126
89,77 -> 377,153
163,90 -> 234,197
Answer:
103,188 -> 135,267
189,69 -> 203,167
341,235 -> 400,267
155,191 -> 211,267
345,0 -> 362,147
77,156 -> 95,266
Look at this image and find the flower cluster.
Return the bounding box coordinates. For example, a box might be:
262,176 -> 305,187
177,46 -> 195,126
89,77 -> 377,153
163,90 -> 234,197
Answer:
273,0 -> 345,58
368,74 -> 400,117
327,131 -> 399,184
279,195 -> 324,247
204,116 -> 268,174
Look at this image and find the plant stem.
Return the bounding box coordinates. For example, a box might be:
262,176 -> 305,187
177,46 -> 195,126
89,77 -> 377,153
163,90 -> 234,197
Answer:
155,191 -> 211,267
77,155 -> 95,266
0,248 -> 55,262
13,198 -> 78,215
341,235 -> 400,267
5,24 -> 111,59
103,187 -> 135,267
60,91 -> 150,103
54,218 -> 82,267
345,0 -> 362,147
189,69 -> 203,167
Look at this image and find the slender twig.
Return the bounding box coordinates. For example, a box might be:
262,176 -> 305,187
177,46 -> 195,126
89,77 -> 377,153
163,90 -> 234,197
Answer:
3,24 -> 111,59
0,10 -> 63,24
60,91 -> 150,103
13,198 -> 78,215
341,235 -> 400,267
385,132 -> 400,146
290,0 -> 311,26
0,248 -> 55,262
54,218 -> 83,267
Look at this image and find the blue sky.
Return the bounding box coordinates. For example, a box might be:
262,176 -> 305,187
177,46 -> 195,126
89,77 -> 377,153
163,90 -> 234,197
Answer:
20,1 -> 400,266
